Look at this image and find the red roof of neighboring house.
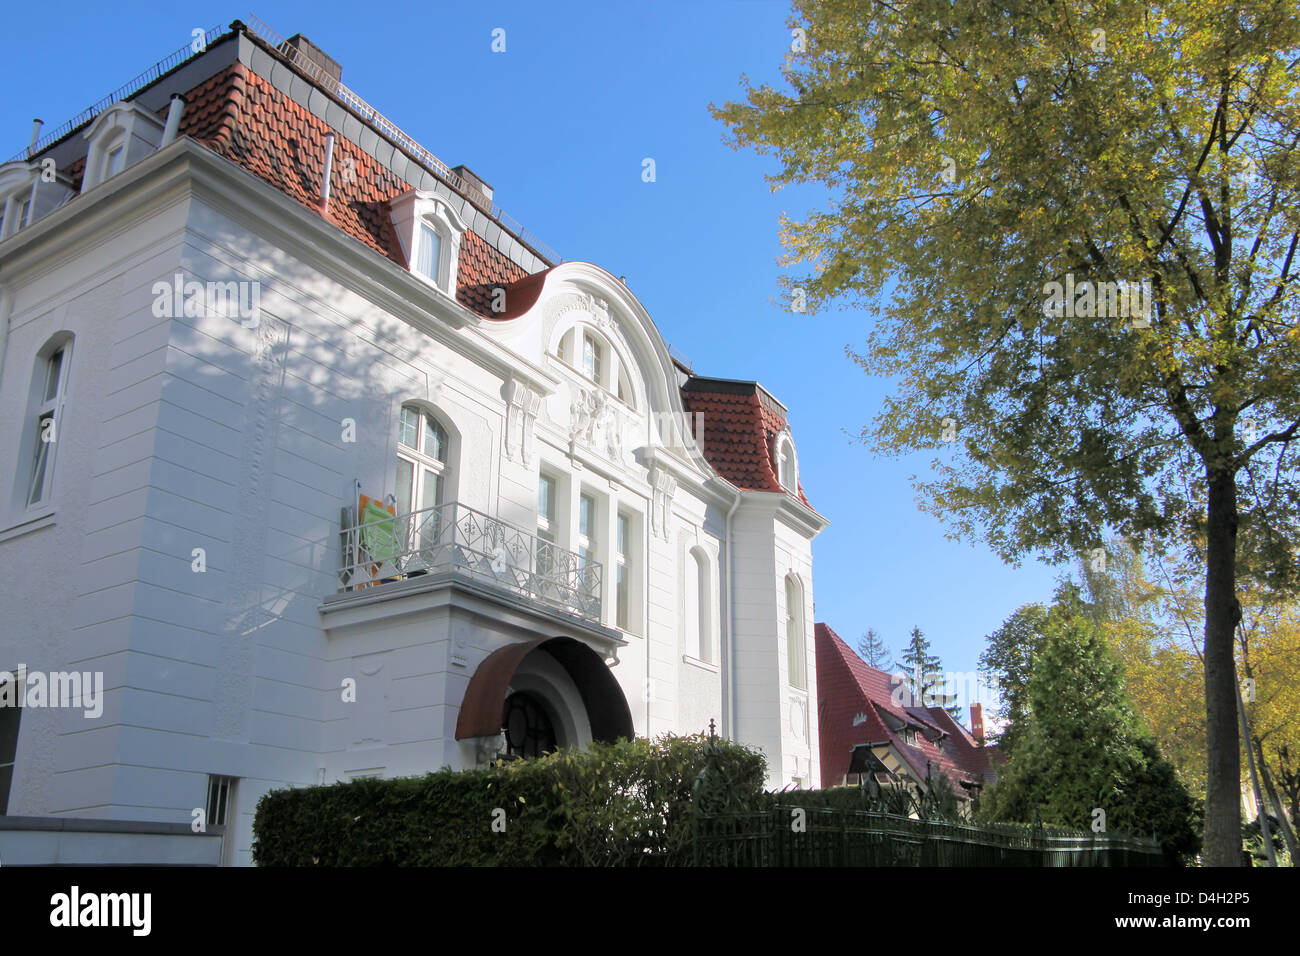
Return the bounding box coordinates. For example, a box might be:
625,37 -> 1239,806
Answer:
815,622 -> 999,793
682,377 -> 813,506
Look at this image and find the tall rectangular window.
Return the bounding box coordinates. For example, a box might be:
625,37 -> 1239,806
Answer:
616,512 -> 630,630
578,493 -> 595,568
27,345 -> 70,508
0,672 -> 20,815
536,473 -> 557,581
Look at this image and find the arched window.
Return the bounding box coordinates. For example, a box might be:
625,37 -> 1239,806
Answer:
555,325 -> 637,410
693,548 -> 712,662
776,435 -> 797,491
396,405 -> 450,549
786,574 -> 806,689
21,335 -> 73,508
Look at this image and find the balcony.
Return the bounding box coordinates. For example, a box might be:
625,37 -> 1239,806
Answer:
338,500 -> 602,624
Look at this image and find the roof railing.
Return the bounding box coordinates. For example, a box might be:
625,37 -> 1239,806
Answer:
5,25 -> 226,164
244,14 -> 562,266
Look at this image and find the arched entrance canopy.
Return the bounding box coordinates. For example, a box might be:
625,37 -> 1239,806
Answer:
454,636 -> 634,743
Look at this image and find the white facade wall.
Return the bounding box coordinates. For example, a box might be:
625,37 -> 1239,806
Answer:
0,132 -> 824,864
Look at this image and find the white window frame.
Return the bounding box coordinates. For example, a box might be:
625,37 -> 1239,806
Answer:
24,341 -> 72,510
775,430 -> 799,491
396,405 -> 450,550
389,190 -> 465,295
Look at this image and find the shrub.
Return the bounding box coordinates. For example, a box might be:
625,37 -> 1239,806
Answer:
252,732 -> 766,866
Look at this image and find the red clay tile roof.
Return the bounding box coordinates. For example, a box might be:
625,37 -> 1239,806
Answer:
168,61 -> 527,316
815,622 -> 998,793
681,378 -> 813,507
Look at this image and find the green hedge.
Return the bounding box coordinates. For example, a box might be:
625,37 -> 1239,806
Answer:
252,733 -> 766,866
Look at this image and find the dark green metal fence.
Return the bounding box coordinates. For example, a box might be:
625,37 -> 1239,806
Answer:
693,804 -> 1167,866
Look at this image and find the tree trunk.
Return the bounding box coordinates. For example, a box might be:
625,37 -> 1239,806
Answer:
1204,468 -> 1243,866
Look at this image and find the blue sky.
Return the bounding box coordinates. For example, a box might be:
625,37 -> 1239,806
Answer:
0,1 -> 1069,708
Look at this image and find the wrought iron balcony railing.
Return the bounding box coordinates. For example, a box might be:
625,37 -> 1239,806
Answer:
338,500 -> 602,623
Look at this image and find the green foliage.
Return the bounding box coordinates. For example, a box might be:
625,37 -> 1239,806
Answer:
899,625 -> 962,719
252,733 -> 766,866
979,586 -> 1200,860
712,0 -> 1300,864
979,602 -> 1050,757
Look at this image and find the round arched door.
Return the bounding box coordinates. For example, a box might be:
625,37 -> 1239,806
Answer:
501,691 -> 558,758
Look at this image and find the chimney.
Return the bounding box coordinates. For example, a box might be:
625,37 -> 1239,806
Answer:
450,164 -> 493,204
970,703 -> 985,745
27,119 -> 43,157
160,95 -> 187,146
285,34 -> 342,84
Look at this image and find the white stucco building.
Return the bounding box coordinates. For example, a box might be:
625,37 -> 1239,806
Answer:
0,19 -> 827,865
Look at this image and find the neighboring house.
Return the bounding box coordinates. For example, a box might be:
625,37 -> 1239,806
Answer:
815,623 -> 999,812
0,19 -> 827,865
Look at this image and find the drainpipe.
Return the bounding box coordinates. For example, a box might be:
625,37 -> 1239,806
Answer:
722,484 -> 741,739
160,94 -> 187,146
319,134 -> 335,213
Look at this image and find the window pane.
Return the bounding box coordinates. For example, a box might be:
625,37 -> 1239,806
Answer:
617,513 -> 628,556
395,457 -> 414,515
18,198 -> 31,227
424,416 -> 446,462
421,469 -> 441,511
399,406 -> 419,448
616,564 -> 628,630
583,336 -> 601,381
43,350 -> 63,403
26,414 -> 53,506
579,494 -> 594,537
417,224 -> 440,281
539,475 -> 555,522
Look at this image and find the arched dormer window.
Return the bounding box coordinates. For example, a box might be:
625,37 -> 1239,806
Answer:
390,190 -> 465,295
18,334 -> 74,509
785,574 -> 806,689
0,161 -> 73,240
774,429 -> 798,492
80,101 -> 165,194
555,324 -> 637,409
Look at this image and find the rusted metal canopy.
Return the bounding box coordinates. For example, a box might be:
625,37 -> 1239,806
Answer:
454,636 -> 634,743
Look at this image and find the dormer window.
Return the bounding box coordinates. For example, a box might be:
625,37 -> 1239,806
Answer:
80,101 -> 164,194
554,324 -> 637,410
774,429 -> 798,491
390,190 -> 465,295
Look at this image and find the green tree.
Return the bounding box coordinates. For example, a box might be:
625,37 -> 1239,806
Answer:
856,626 -> 893,670
712,0 -> 1300,865
980,585 -> 1199,860
898,625 -> 962,719
978,602 -> 1050,759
